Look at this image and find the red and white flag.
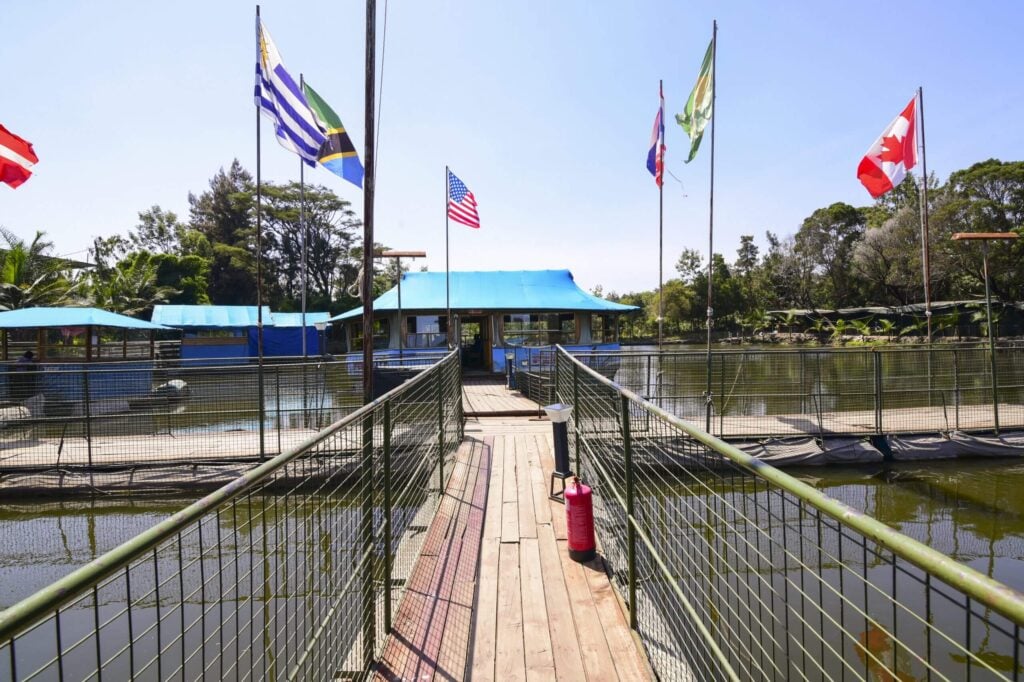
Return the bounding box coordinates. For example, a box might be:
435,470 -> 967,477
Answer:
857,96 -> 917,199
0,125 -> 38,189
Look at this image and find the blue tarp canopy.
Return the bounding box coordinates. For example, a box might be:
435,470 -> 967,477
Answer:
330,270 -> 637,321
152,305 -> 272,328
270,312 -> 331,328
0,307 -> 170,330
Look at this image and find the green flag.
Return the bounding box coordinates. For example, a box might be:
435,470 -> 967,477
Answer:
676,39 -> 714,163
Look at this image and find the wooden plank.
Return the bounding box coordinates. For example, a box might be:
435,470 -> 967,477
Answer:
536,524 -> 587,682
537,436 -> 568,541
483,436 -> 504,540
519,538 -> 556,680
525,434 -> 552,525
502,434 -> 518,502
494,542 -> 526,681
470,536 -> 501,680
501,501 -> 519,544
559,539 -> 620,681
582,557 -> 650,681
515,436 -> 538,539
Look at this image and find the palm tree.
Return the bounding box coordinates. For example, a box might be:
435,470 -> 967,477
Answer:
849,318 -> 873,339
89,252 -> 178,318
874,318 -> 896,342
806,317 -> 829,343
828,319 -> 850,345
0,227 -> 78,309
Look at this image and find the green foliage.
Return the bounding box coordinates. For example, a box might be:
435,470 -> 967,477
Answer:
89,251 -> 179,318
0,227 -> 78,310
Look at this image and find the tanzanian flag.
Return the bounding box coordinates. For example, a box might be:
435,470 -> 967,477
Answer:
302,81 -> 364,188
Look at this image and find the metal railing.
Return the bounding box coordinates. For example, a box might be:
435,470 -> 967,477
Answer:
0,352 -> 449,494
555,346 -> 1024,681
0,350 -> 463,680
566,345 -> 1024,438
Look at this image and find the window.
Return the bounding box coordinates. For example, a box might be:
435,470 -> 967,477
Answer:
590,314 -> 618,343
406,315 -> 448,348
502,313 -> 576,346
350,319 -> 390,350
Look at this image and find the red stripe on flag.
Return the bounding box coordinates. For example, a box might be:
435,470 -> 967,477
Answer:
0,125 -> 38,189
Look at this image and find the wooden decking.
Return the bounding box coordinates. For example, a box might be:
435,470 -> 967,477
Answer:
462,376 -> 542,417
374,415 -> 651,681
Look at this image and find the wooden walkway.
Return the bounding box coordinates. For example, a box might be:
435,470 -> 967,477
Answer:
374,416 -> 651,681
462,376 -> 542,417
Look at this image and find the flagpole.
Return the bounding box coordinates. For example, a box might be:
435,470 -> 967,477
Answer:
300,74 -> 308,358
445,165 -> 452,349
255,4 -> 266,457
658,78 -> 664,352
917,86 -> 932,342
704,20 -> 717,435
362,0 -> 376,405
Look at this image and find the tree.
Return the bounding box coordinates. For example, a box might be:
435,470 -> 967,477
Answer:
852,206 -> 927,305
188,160 -> 258,304
734,235 -> 759,278
89,251 -> 179,318
794,202 -> 866,307
132,206 -> 187,254
932,159 -> 1024,301
675,248 -> 703,284
0,228 -> 78,309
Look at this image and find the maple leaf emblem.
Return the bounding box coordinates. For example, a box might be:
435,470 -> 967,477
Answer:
878,134 -> 904,164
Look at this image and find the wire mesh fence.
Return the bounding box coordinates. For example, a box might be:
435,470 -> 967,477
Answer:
0,350 -> 462,681
0,353 -> 449,494
566,345 -> 1024,439
556,346 -> 1024,681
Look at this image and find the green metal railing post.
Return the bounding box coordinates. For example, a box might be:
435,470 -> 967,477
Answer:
873,349 -> 882,435
621,394 -> 637,629
573,362 -> 581,475
82,369 -> 93,469
383,400 -> 393,633
992,344 -> 1001,435
953,348 -> 961,430
437,368 -> 445,488
275,366 -> 282,454
360,411 -> 375,667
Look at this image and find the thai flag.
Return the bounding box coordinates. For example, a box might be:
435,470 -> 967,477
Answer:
646,83 -> 666,187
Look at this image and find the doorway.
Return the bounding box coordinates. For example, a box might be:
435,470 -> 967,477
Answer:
459,315 -> 492,372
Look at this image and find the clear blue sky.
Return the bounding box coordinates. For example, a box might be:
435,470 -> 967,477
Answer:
3,1 -> 1023,296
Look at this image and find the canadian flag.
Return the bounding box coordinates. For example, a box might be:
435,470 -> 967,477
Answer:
0,125 -> 38,189
857,97 -> 918,199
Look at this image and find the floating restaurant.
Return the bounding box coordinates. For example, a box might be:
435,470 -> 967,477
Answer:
329,269 -> 637,372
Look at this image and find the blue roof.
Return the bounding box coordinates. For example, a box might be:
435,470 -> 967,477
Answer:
0,307 -> 170,330
330,270 -> 637,321
270,312 -> 331,328
152,305 -> 272,328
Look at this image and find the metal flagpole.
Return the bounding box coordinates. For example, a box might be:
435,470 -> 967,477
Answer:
300,74 -> 308,358
255,4 -> 266,457
658,78 -> 664,351
362,0 -> 376,405
918,86 -> 933,342
445,166 -> 452,349
704,20 -> 717,435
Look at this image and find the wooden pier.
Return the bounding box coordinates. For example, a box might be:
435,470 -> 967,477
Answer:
375,379 -> 653,680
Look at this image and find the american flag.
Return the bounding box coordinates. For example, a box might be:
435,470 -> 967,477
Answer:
447,170 -> 480,229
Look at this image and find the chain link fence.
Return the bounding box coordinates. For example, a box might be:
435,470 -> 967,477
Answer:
0,353 -> 448,494
0,350 -> 463,680
569,345 -> 1024,438
556,347 -> 1024,681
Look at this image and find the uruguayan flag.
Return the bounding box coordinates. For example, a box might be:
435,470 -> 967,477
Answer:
255,18 -> 325,166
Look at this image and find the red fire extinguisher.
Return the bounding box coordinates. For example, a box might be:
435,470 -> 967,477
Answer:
565,477 -> 596,562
